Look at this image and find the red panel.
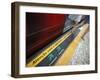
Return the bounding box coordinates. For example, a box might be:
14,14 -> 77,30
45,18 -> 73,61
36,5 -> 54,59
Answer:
26,13 -> 67,58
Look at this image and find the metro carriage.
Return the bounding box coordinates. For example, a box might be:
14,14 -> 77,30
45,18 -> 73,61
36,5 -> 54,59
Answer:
26,13 -> 67,59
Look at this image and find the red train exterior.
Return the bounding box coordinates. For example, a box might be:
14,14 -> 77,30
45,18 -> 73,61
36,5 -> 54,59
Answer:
26,13 -> 67,58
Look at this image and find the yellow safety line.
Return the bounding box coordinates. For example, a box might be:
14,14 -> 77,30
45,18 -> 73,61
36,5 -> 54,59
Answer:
27,30 -> 72,67
55,24 -> 89,66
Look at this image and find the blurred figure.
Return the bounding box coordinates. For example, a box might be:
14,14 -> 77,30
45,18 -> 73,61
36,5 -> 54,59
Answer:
63,14 -> 85,33
68,14 -> 83,24
68,15 -> 89,33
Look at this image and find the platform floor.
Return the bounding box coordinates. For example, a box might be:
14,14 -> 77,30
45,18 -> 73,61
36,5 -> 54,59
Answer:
55,24 -> 89,66
69,32 -> 89,65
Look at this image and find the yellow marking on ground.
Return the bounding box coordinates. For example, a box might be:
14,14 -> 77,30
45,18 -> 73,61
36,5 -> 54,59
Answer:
55,24 -> 89,66
27,31 -> 72,67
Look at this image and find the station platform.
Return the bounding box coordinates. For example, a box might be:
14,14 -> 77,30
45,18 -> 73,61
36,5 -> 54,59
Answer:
69,32 -> 89,65
26,23 -> 89,67
55,24 -> 89,66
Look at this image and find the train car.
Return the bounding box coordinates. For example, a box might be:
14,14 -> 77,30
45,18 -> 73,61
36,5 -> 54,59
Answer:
26,13 -> 68,59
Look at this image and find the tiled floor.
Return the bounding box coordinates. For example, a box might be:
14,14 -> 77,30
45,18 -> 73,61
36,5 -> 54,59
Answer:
69,32 -> 89,65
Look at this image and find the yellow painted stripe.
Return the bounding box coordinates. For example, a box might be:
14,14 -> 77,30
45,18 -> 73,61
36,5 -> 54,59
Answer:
27,30 -> 72,67
55,24 -> 89,66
